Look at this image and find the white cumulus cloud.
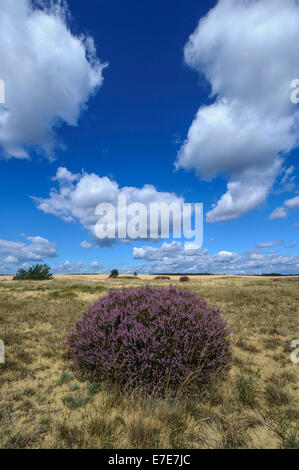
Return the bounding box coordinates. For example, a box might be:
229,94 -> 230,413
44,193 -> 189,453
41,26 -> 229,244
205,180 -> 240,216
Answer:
54,259 -> 103,274
80,240 -> 92,249
176,0 -> 299,222
133,241 -> 299,274
0,234 -> 57,265
285,196 -> 299,210
32,167 -> 185,246
256,240 -> 283,248
0,0 -> 106,159
269,207 -> 288,220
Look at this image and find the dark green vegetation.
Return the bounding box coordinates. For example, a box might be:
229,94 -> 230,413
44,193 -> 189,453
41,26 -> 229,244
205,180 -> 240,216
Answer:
13,264 -> 53,281
109,269 -> 119,278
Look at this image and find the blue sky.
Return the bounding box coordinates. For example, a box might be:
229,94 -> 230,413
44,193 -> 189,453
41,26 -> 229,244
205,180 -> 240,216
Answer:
0,0 -> 299,274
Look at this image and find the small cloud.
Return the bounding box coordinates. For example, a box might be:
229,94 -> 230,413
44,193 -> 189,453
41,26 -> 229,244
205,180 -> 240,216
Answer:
285,244 -> 296,249
55,260 -> 83,274
278,166 -> 297,193
80,240 -> 92,249
184,243 -> 201,250
217,251 -> 235,258
4,255 -> 18,264
90,261 -> 103,271
172,134 -> 183,145
0,235 -> 57,265
54,260 -> 103,274
53,168 -> 80,184
269,207 -> 288,220
209,238 -> 216,242
285,196 -> 299,210
256,240 -> 283,248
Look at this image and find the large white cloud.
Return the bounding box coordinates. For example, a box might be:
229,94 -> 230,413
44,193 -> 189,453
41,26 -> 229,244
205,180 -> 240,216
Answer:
176,0 -> 299,222
0,234 -> 57,265
133,241 -> 299,274
0,0 -> 106,159
32,167 -> 185,246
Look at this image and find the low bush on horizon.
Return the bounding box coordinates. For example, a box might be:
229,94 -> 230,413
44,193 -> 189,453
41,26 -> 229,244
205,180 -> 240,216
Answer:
109,269 -> 119,278
179,276 -> 190,282
117,275 -> 141,280
65,285 -> 232,396
13,264 -> 53,281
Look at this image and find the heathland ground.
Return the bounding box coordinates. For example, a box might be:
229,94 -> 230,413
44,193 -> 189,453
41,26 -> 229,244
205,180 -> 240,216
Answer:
0,274 -> 298,448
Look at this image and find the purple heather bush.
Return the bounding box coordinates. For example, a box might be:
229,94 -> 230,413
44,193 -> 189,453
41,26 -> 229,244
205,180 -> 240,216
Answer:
179,276 -> 190,282
65,286 -> 232,396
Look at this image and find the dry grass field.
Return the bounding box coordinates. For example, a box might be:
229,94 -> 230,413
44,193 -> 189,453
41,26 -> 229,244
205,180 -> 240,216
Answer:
0,274 -> 298,449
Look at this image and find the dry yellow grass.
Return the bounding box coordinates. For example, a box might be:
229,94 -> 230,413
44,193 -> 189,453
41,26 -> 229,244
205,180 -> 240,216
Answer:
0,274 -> 298,448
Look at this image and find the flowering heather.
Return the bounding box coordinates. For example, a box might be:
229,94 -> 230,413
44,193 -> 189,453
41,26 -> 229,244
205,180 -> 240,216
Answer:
65,286 -> 232,395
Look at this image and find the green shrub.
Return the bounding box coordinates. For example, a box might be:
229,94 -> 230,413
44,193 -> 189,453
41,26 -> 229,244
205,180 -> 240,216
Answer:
109,269 -> 119,278
13,264 -> 53,281
61,394 -> 91,410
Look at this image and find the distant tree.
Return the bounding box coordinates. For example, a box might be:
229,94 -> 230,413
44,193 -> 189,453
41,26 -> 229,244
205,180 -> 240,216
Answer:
109,269 -> 119,278
13,264 -> 53,281
133,272 -> 137,277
